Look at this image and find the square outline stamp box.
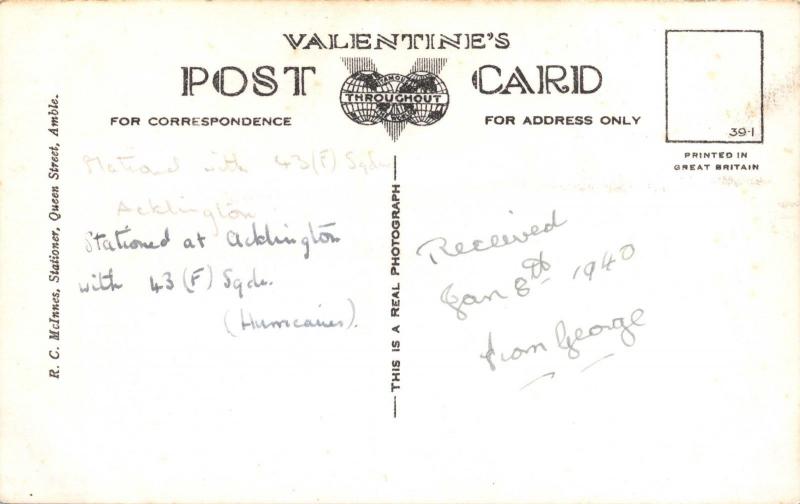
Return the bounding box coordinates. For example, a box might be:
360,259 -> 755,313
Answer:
665,29 -> 764,144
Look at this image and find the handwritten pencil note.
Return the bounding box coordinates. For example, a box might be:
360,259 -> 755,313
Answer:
1,2 -> 798,503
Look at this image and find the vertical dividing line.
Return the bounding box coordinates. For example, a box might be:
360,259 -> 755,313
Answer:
392,155 -> 399,420
664,30 -> 669,142
760,31 -> 764,142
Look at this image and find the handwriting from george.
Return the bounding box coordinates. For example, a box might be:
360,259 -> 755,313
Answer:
480,307 -> 645,372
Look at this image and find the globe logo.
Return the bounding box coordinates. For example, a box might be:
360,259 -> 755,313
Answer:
340,70 -> 449,127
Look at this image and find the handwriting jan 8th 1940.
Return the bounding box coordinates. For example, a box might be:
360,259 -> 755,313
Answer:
439,243 -> 636,321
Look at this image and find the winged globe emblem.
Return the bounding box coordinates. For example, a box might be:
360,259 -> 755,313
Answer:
340,57 -> 448,141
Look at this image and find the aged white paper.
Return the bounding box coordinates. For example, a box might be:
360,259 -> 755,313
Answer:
0,1 -> 798,503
